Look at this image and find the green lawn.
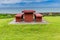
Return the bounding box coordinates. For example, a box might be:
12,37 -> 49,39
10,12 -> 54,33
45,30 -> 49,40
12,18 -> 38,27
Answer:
0,16 -> 60,40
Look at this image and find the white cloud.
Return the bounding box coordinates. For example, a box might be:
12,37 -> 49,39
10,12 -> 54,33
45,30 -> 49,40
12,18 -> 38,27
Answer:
21,0 -> 49,2
0,0 -> 21,4
0,0 -> 50,4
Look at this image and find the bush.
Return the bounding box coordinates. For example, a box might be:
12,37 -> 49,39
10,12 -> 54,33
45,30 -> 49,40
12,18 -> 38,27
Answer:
0,14 -> 15,19
40,12 -> 60,16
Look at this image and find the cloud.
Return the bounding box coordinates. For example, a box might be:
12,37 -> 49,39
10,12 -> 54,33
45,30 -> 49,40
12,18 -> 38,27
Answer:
0,0 -> 60,8
0,0 -> 50,4
21,0 -> 49,2
0,0 -> 21,4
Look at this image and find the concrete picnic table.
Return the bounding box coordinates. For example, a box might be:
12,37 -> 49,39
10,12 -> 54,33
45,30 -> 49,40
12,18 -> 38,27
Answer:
15,10 -> 43,22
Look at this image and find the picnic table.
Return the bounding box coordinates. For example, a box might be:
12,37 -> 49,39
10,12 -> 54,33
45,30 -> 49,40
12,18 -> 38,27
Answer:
15,10 -> 43,22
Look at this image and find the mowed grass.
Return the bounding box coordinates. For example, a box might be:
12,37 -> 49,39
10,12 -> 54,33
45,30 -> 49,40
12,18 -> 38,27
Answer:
0,16 -> 60,40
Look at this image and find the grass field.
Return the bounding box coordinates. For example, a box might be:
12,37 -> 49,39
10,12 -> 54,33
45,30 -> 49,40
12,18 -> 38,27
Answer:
0,16 -> 60,40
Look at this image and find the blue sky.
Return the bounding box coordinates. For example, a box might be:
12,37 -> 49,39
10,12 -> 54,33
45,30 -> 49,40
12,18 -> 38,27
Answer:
0,0 -> 60,8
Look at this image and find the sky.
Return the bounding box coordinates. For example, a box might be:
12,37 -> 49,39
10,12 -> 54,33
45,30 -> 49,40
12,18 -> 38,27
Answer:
0,0 -> 60,8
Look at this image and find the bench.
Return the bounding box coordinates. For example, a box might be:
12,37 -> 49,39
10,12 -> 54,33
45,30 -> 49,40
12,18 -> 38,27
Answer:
15,14 -> 23,22
35,14 -> 43,22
